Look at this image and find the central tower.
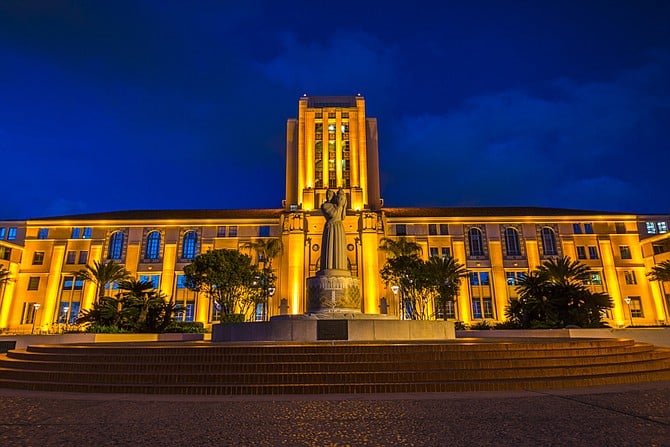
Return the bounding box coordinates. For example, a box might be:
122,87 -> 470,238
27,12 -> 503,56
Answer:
284,95 -> 382,212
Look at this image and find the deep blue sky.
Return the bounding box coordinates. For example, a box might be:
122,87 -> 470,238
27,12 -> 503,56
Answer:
1,1 -> 669,219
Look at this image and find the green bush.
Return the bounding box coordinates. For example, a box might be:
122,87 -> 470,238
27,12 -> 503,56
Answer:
164,321 -> 207,333
454,321 -> 468,330
493,321 -> 522,329
470,321 -> 492,330
220,314 -> 246,323
86,324 -> 129,334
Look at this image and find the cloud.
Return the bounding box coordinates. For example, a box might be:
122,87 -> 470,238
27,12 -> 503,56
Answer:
382,52 -> 670,213
257,31 -> 398,94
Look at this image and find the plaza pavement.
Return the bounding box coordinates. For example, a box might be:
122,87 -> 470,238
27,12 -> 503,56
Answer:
0,382 -> 668,447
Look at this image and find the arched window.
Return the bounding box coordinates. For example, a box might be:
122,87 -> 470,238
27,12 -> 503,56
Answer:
541,227 -> 557,256
505,227 -> 521,256
108,232 -> 124,260
182,231 -> 198,260
468,228 -> 484,256
145,231 -> 161,260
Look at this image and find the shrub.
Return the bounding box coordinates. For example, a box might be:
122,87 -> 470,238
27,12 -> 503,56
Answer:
493,320 -> 522,329
164,321 -> 207,333
454,321 -> 468,330
86,324 -> 129,334
470,321 -> 492,330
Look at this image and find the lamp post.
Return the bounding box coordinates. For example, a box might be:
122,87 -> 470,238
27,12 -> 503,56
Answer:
31,303 -> 41,334
391,285 -> 400,320
624,297 -> 633,327
267,286 -> 275,321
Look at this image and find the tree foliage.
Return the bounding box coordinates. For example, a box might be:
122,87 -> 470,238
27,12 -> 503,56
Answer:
380,254 -> 466,320
379,237 -> 423,258
505,256 -> 613,328
183,249 -> 267,321
648,260 -> 670,282
77,279 -> 181,333
76,260 -> 132,301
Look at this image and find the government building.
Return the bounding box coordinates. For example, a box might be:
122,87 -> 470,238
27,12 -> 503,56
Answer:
1,95 -> 669,332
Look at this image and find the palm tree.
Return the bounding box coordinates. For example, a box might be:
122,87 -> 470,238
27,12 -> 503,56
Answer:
424,256 -> 467,320
0,267 -> 10,288
537,256 -> 591,286
76,260 -> 132,302
240,238 -> 283,268
379,237 -> 423,258
647,260 -> 670,282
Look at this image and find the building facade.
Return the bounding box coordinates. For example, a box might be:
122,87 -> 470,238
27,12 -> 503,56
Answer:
1,95 -> 669,332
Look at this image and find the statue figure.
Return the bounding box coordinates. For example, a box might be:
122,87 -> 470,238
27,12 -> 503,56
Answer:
319,188 -> 348,271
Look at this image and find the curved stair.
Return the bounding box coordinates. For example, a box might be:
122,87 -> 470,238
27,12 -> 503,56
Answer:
0,338 -> 669,395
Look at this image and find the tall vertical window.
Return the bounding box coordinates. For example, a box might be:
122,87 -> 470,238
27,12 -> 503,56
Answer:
71,228 -> 81,239
584,223 -> 594,234
588,246 -> 598,259
541,227 -> 557,256
182,231 -> 198,259
624,271 -> 637,285
619,245 -> 632,260
58,276 -> 83,324
468,228 -> 484,257
66,251 -> 76,264
573,223 -> 582,234
108,231 -> 125,260
83,227 -> 92,239
428,224 -> 437,235
145,231 -> 161,260
174,274 -> 196,322
32,251 -> 45,265
78,251 -> 88,264
0,227 -> 5,239
38,228 -> 49,239
576,246 -> 587,259
469,271 -> 494,319
504,227 -> 521,256
441,247 -> 451,259
229,226 -> 238,237
7,227 -> 17,240
646,222 -> 657,234
627,296 -> 643,317
259,226 -> 270,237
505,271 -> 526,299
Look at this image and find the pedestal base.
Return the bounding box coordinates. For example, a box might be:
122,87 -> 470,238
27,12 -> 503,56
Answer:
306,272 -> 361,314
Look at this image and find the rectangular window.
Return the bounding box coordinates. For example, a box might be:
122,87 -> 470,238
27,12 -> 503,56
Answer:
441,247 -> 451,259
32,251 -> 45,265
615,223 -> 626,234
83,227 -> 92,239
439,224 -> 449,235
228,226 -> 238,237
7,227 -> 17,240
628,297 -> 643,318
27,277 -> 40,291
139,274 -> 161,289
646,222 -> 657,234
584,223 -> 593,234
588,246 -> 598,259
176,274 -> 187,289
21,302 -> 39,324
619,245 -> 632,260
396,224 -> 406,236
259,226 -> 270,237
0,246 -> 10,260
66,251 -> 76,264
428,224 -> 437,235
573,223 -> 582,234
624,271 -> 637,285
217,226 -> 226,237
38,228 -> 49,239
583,272 -> 603,286
429,247 -> 439,258
658,222 -> 668,234
71,228 -> 81,239
576,246 -> 586,259
0,227 -> 5,239
78,251 -> 88,264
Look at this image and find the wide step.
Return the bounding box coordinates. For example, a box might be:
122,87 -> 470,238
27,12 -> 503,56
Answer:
0,339 -> 668,395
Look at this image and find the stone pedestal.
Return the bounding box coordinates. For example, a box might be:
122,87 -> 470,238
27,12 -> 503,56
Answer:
306,270 -> 361,315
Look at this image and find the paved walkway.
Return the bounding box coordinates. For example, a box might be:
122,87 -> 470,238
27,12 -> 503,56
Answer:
1,382 -> 669,446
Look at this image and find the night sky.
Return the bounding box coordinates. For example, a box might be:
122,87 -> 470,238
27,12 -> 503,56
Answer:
1,1 -> 669,220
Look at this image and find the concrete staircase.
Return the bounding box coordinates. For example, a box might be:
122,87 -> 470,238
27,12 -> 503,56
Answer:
0,338 -> 669,395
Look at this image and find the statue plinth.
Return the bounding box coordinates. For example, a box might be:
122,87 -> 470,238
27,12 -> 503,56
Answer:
306,269 -> 361,315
